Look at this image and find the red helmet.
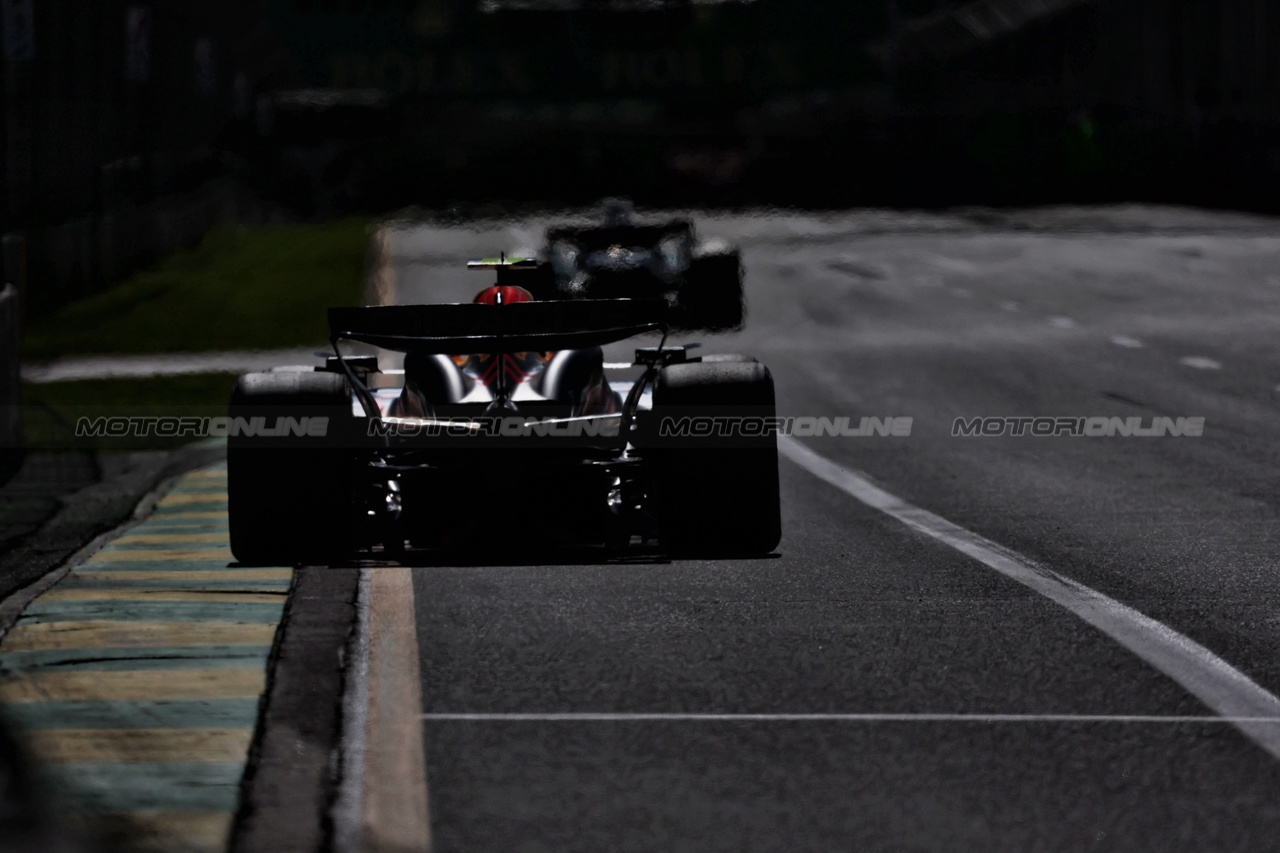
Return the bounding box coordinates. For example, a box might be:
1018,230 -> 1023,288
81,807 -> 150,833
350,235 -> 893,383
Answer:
456,285 -> 551,386
473,285 -> 533,307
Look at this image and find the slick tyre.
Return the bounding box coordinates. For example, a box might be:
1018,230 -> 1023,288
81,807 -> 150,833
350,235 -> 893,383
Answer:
227,371 -> 355,565
649,359 -> 781,556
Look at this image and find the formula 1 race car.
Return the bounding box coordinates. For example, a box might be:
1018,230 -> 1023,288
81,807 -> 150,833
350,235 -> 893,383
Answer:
225,261 -> 779,564
520,200 -> 745,331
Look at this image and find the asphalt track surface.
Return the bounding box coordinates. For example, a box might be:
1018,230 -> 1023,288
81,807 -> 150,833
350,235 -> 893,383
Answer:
362,207 -> 1280,851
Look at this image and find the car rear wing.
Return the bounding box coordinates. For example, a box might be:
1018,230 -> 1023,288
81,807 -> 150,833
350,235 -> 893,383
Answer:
328,298 -> 667,355
466,256 -> 539,271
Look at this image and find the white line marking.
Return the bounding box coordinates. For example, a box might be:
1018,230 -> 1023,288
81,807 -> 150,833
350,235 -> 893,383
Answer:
777,436 -> 1280,761
1179,356 -> 1222,370
421,713 -> 1280,724
1110,335 -> 1144,349
20,349 -> 321,383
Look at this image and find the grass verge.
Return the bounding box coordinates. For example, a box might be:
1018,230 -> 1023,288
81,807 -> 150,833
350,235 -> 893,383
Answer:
23,218 -> 370,359
22,374 -> 243,450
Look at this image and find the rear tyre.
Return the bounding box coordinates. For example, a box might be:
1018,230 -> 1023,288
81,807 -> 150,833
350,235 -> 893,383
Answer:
697,354 -> 756,364
648,359 -> 780,556
227,371 -> 356,565
676,251 -> 744,332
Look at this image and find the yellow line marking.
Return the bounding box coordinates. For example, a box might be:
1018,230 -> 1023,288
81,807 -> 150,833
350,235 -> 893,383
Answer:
363,568 -> 432,851
88,548 -> 234,562
169,483 -> 228,492
156,493 -> 227,506
0,667 -> 267,702
40,589 -> 286,604
85,811 -> 232,853
150,511 -> 229,520
22,728 -> 254,763
113,533 -> 229,545
73,568 -> 293,581
1,621 -> 279,652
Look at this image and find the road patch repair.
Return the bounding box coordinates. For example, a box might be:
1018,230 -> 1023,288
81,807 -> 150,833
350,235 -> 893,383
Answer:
0,464 -> 289,852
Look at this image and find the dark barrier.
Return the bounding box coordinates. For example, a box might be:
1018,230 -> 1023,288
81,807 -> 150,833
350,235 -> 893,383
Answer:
0,284 -> 22,481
